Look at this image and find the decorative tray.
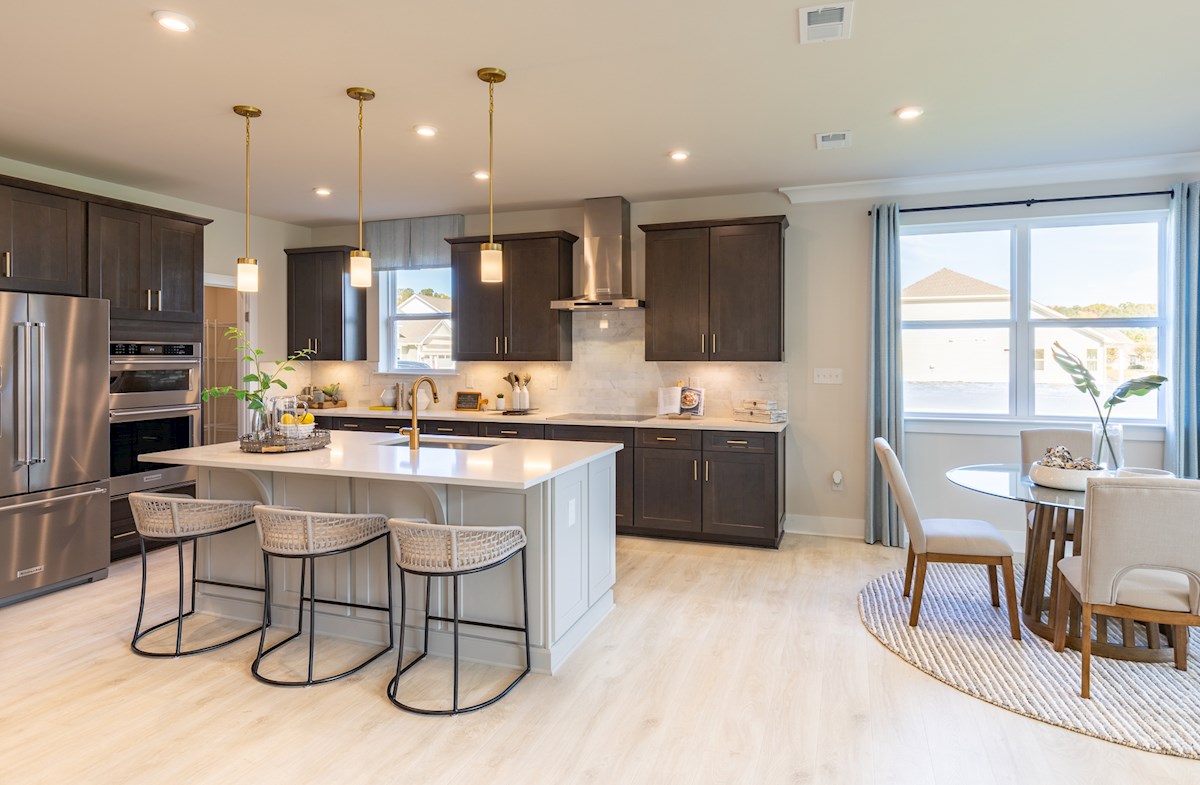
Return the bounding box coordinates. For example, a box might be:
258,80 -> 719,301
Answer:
240,429 -> 332,453
502,408 -> 540,416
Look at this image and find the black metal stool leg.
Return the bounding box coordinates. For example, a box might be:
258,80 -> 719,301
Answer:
132,537 -> 150,648
174,540 -> 186,656
452,574 -> 461,714
307,556 -> 317,685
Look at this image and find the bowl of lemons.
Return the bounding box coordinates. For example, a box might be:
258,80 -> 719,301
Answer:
277,410 -> 316,439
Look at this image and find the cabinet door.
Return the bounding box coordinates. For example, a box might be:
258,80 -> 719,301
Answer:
420,420 -> 479,437
708,222 -> 782,361
88,204 -> 152,317
546,425 -> 634,527
287,253 -> 324,357
635,447 -> 702,532
702,451 -> 777,540
451,244 -> 503,360
149,217 -> 203,322
504,237 -> 571,361
0,186 -> 85,296
315,251 -> 350,360
644,227 -> 709,361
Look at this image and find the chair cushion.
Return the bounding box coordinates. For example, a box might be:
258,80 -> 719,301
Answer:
921,518 -> 1013,558
1058,555 -> 1192,613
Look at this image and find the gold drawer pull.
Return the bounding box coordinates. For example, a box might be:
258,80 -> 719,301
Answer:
655,436 -> 677,442
500,430 -> 518,435
436,427 -> 454,433
113,530 -> 139,540
342,423 -> 359,428
726,439 -> 749,445
385,425 -> 401,430
3,250 -> 10,277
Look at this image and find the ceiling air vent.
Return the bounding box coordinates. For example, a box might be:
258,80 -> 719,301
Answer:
798,3 -> 854,43
815,131 -> 852,150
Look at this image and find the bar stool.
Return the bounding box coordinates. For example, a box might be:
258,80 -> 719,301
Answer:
386,519 -> 531,715
129,493 -> 265,658
252,506 -> 394,687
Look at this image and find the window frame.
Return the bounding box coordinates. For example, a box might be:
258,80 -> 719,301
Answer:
382,268 -> 456,374
899,210 -> 1168,424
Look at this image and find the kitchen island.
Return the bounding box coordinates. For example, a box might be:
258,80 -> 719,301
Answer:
142,431 -> 621,673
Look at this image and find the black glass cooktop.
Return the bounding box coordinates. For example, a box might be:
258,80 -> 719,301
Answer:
547,413 -> 655,422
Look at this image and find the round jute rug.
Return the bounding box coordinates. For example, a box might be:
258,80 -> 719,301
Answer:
858,563 -> 1200,759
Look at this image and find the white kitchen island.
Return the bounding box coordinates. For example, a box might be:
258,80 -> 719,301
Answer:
142,431 -> 621,674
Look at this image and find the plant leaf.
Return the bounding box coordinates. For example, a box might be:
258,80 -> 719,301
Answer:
1050,341 -> 1100,397
1104,375 -> 1168,409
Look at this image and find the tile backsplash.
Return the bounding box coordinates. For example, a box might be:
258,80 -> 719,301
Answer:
308,311 -> 787,417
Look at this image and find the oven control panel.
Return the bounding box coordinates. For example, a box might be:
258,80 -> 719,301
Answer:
110,343 -> 199,357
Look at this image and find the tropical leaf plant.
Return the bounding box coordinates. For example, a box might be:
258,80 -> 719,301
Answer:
201,327 -> 314,413
1050,341 -> 1167,466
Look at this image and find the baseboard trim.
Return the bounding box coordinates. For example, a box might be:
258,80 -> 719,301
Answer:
784,514 -> 864,540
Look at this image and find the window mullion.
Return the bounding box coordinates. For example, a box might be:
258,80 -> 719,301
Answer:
1013,222 -> 1032,417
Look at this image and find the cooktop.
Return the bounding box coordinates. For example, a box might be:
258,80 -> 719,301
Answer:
547,413 -> 655,422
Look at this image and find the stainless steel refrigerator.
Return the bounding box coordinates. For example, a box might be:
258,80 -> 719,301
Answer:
0,293 -> 110,606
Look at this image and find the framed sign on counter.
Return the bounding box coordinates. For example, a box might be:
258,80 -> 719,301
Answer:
455,391 -> 485,411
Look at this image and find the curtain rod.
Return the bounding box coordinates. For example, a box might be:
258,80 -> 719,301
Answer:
868,189 -> 1173,216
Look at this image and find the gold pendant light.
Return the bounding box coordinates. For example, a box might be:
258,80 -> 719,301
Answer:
233,105 -> 262,293
478,67 -> 506,283
346,87 -> 376,288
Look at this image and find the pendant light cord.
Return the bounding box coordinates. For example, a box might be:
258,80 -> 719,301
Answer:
488,80 -> 495,244
244,114 -> 251,259
357,97 -> 365,252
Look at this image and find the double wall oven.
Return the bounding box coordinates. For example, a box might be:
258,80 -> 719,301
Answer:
109,342 -> 201,499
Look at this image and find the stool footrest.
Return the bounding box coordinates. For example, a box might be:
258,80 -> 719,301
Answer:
426,614 -> 528,634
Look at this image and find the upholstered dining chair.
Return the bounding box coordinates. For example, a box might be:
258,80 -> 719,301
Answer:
1053,477 -> 1200,698
873,438 -> 1021,640
1019,427 -> 1091,551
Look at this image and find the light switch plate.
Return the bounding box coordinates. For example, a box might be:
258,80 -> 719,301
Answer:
813,367 -> 843,384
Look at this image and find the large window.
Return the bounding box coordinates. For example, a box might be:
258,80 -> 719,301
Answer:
900,213 -> 1167,421
384,268 -> 454,372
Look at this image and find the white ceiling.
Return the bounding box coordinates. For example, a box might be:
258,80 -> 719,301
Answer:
2,1 -> 1198,226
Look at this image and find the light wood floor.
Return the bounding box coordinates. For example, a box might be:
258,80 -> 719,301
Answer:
2,534 -> 1198,784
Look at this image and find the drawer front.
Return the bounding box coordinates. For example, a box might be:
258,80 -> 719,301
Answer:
333,416 -> 393,433
545,425 -> 634,447
481,422 -> 545,439
420,420 -> 479,437
703,430 -> 776,454
636,428 -> 702,451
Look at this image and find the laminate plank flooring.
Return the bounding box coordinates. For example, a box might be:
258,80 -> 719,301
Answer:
1,534 -> 1198,784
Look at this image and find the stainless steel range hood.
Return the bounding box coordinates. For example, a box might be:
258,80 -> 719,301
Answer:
551,196 -> 644,310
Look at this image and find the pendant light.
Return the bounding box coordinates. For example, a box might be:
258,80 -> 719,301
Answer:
478,67 -> 506,283
233,105 -> 262,293
346,87 -> 376,288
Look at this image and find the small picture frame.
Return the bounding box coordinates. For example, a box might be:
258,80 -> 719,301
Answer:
455,391 -> 485,411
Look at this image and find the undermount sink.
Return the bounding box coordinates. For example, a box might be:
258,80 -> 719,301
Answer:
385,438 -> 497,451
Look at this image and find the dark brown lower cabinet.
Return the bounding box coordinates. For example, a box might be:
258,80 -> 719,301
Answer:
110,483 -> 197,562
702,451 -> 777,540
634,447 -> 702,532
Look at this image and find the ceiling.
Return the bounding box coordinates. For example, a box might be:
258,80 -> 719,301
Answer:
2,1 -> 1198,227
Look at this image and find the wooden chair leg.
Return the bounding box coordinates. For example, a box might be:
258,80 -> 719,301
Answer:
1094,615 -> 1108,646
1052,571 -> 1070,652
1147,623 -> 1162,649
1174,626 -> 1189,671
908,554 -> 928,628
988,564 -> 999,607
902,545 -> 915,598
1001,556 -> 1020,641
1081,604 -> 1093,699
1121,618 -> 1135,647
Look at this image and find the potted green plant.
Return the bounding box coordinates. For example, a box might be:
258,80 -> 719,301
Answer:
201,327 -> 314,437
1050,341 -> 1167,468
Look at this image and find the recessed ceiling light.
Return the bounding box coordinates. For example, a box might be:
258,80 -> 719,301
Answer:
414,125 -> 438,137
152,10 -> 194,32
669,150 -> 690,161
473,171 -> 490,180
895,106 -> 924,120
313,187 -> 332,197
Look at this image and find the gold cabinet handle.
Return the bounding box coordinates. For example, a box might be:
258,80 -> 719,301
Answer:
655,436 -> 677,441
146,289 -> 153,311
705,460 -> 710,482
157,289 -> 163,311
693,459 -> 698,481
436,427 -> 454,433
500,430 -> 518,435
701,333 -> 705,353
3,250 -> 10,277
712,333 -> 717,354
342,423 -> 359,428
504,336 -> 509,354
495,336 -> 500,355
726,439 -> 749,445
384,425 -> 402,431
113,530 -> 140,540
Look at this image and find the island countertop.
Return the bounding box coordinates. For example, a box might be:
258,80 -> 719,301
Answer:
141,431 -> 621,490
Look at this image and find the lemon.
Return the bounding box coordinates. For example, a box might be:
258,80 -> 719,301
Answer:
299,413 -> 314,424
280,413 -> 297,425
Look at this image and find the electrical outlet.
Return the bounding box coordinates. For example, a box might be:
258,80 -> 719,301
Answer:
813,367 -> 843,385
548,375 -> 559,390
463,376 -> 475,391
831,469 -> 845,491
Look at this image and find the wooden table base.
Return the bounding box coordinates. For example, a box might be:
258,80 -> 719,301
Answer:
1022,503 -> 1177,664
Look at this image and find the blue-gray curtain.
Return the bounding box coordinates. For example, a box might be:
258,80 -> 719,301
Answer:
1168,183 -> 1200,478
365,214 -> 464,270
866,203 -> 906,546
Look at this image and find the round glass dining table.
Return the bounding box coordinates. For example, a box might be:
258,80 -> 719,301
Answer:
946,463 -> 1178,663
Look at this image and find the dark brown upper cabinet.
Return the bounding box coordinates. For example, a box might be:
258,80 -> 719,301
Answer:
0,185 -> 85,296
448,231 -> 575,362
285,246 -> 367,361
640,215 -> 787,362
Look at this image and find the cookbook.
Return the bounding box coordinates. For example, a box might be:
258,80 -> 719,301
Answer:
657,386 -> 705,417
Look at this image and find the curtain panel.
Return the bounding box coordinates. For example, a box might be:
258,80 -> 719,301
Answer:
1168,183 -> 1200,478
365,214 -> 464,270
866,203 -> 906,546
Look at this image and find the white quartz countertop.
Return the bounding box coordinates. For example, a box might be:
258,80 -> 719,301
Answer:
318,407 -> 787,433
141,431 -> 622,490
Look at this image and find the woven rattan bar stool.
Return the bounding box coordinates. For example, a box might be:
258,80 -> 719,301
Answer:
386,519 -> 531,715
129,493 -> 265,658
252,506 -> 394,687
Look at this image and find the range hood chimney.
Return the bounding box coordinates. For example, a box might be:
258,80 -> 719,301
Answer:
551,196 -> 644,310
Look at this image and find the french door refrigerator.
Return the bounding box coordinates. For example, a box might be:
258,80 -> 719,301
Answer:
0,293 -> 110,606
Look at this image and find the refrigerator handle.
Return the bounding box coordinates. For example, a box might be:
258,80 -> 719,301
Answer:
33,322 -> 46,464
15,322 -> 29,466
